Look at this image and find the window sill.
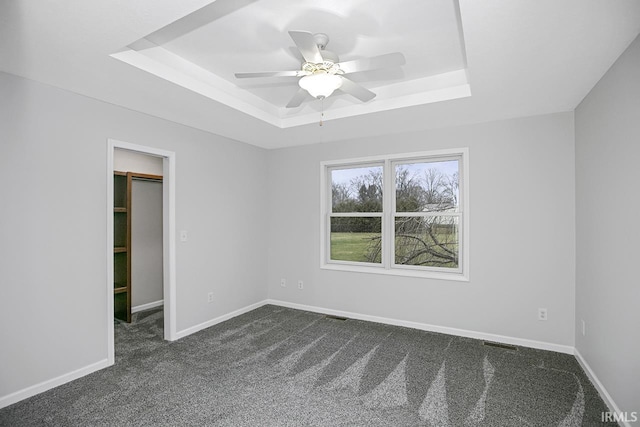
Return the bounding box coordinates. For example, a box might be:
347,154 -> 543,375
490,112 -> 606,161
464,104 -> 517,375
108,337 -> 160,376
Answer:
320,263 -> 469,282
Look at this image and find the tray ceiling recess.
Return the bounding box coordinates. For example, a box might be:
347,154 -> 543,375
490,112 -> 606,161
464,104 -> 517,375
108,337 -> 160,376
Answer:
111,0 -> 471,128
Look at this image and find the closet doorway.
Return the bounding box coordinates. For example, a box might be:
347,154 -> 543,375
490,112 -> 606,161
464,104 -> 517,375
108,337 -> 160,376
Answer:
113,169 -> 163,323
107,139 -> 176,366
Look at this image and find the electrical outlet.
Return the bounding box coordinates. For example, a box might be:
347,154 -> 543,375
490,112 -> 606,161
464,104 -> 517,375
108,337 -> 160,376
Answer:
207,292 -> 214,303
582,319 -> 586,336
538,308 -> 548,321
298,280 -> 304,290
280,278 -> 286,287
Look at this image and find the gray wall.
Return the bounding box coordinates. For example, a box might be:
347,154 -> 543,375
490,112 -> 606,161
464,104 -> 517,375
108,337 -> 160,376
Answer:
267,112 -> 576,347
0,71 -> 268,399
575,35 -> 640,414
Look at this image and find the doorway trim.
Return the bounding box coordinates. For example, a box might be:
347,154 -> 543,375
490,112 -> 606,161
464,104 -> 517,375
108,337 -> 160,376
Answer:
106,139 -> 177,365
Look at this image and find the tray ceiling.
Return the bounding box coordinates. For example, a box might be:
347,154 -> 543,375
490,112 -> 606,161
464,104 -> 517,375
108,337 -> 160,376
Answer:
112,0 -> 471,128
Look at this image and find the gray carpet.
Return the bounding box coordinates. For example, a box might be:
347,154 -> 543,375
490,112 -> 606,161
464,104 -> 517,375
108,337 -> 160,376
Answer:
0,305 -> 615,426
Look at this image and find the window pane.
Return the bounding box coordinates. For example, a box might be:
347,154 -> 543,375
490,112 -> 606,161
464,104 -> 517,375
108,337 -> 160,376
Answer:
330,217 -> 382,263
395,216 -> 459,268
332,166 -> 383,213
395,160 -> 459,212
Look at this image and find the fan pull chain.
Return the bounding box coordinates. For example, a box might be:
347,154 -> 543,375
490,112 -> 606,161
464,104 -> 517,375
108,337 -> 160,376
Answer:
320,97 -> 324,126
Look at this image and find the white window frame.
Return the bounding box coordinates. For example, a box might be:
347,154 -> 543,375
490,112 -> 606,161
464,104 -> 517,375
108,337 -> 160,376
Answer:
320,148 -> 469,281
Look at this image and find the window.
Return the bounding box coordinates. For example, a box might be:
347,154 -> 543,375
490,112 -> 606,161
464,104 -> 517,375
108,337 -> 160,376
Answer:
321,149 -> 468,281
330,164 -> 383,264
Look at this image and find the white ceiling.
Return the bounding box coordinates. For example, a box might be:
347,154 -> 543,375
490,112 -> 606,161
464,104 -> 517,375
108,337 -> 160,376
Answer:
1,0 -> 639,149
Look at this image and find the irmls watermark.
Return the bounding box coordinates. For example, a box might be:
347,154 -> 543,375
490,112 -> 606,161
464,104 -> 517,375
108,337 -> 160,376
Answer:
601,411 -> 638,423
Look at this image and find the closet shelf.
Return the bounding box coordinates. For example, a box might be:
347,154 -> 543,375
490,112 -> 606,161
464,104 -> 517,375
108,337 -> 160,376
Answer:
114,171 -> 130,323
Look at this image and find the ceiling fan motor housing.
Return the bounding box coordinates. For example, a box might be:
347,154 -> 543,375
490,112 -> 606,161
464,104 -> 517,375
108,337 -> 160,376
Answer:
302,60 -> 341,75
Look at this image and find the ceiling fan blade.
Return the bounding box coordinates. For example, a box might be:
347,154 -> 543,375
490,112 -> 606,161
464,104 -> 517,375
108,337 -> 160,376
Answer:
339,77 -> 376,102
285,88 -> 308,108
235,70 -> 303,79
337,52 -> 406,74
288,31 -> 324,64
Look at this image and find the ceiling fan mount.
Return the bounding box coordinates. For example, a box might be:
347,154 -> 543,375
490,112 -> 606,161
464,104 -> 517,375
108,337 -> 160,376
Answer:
235,30 -> 406,108
312,32 -> 330,50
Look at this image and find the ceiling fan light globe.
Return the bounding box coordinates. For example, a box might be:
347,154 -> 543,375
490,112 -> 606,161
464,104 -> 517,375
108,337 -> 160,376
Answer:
299,73 -> 342,99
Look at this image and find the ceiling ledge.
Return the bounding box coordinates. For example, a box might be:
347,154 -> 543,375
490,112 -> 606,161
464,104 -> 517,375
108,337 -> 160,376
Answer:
112,42 -> 471,128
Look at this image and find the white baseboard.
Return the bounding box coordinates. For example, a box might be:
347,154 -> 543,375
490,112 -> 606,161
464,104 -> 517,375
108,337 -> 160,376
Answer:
574,348 -> 629,427
132,299 -> 163,314
0,358 -> 111,410
174,300 -> 266,340
265,299 -> 575,354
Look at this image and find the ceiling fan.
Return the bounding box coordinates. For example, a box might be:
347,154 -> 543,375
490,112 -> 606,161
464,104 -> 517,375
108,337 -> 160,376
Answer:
234,31 -> 406,108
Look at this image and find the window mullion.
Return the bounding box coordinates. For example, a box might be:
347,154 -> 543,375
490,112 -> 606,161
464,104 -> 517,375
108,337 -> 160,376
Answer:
393,211 -> 461,217
384,158 -> 393,269
328,212 -> 383,218
324,165 -> 331,265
